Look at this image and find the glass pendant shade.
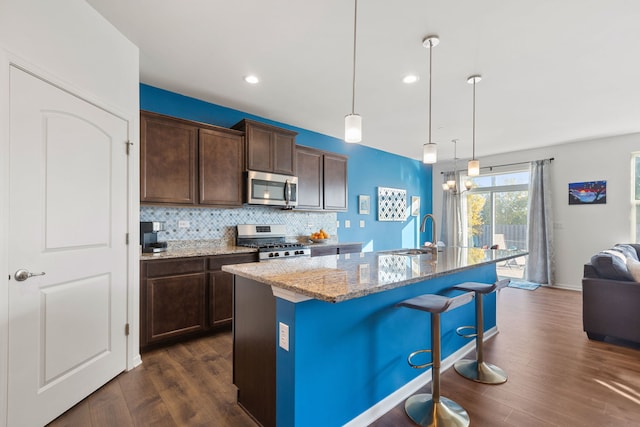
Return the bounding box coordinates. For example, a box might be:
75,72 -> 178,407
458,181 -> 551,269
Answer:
467,159 -> 480,176
344,114 -> 362,143
446,179 -> 456,189
423,142 -> 437,164
442,182 -> 450,191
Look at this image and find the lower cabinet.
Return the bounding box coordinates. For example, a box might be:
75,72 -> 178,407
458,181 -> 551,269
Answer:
140,252 -> 258,351
209,271 -> 233,327
146,272 -> 207,344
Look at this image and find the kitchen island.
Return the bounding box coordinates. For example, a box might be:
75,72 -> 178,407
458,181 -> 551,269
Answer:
223,247 -> 527,427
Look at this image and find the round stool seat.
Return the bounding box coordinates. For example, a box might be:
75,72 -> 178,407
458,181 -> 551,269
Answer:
396,292 -> 474,314
453,278 -> 509,294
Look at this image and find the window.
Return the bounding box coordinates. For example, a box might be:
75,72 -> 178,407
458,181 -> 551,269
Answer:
463,169 -> 529,278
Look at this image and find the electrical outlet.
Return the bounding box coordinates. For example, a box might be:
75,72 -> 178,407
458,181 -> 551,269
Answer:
345,220 -> 351,228
279,322 -> 289,351
359,220 -> 365,228
178,220 -> 190,228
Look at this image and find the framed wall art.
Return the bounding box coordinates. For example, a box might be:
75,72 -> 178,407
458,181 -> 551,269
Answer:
358,195 -> 370,215
568,180 -> 606,205
377,187 -> 407,221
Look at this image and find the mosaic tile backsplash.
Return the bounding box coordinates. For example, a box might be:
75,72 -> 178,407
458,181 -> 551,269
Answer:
140,206 -> 337,244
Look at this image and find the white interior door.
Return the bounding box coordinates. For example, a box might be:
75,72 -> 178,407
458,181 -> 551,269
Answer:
7,66 -> 129,426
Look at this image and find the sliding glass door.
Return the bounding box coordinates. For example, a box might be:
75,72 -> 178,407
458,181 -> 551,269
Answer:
463,169 -> 529,278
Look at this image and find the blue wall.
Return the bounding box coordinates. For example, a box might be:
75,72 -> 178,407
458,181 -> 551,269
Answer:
140,84 -> 433,250
275,263 -> 497,426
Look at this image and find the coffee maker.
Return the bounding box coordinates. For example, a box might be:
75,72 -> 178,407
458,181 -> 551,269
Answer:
140,221 -> 168,253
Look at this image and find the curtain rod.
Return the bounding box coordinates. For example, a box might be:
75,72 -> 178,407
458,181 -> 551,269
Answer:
440,157 -> 554,174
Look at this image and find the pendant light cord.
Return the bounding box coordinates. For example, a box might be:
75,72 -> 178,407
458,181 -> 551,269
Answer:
351,0 -> 358,114
472,78 -> 476,160
428,38 -> 432,144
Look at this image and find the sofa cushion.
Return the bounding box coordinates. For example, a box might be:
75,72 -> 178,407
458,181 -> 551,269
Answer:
627,258 -> 640,282
590,250 -> 634,281
613,244 -> 639,261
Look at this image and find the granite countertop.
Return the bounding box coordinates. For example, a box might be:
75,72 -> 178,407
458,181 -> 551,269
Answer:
140,240 -> 257,260
222,247 -> 528,303
140,240 -> 363,260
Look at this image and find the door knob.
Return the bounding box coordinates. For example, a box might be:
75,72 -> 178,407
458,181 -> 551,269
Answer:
14,269 -> 46,282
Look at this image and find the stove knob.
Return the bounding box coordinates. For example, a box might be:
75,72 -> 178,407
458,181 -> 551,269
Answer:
269,253 -> 274,258
274,253 -> 279,257
284,251 -> 290,256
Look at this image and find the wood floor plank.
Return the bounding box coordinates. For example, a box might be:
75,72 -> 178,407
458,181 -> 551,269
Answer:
86,379 -> 134,427
47,285 -> 640,427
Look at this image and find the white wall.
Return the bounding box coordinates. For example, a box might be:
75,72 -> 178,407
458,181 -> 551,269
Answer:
433,133 -> 640,290
0,1 -> 139,424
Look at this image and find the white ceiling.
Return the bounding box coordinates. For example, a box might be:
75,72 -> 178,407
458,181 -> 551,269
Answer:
87,0 -> 640,162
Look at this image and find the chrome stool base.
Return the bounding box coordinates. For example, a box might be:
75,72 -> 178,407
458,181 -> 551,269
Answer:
405,394 -> 470,427
454,359 -> 507,384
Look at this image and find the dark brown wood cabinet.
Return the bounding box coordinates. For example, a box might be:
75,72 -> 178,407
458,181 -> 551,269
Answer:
140,252 -> 258,351
199,128 -> 244,206
140,112 -> 198,204
296,145 -> 348,211
141,257 -> 207,348
207,253 -> 257,327
209,271 -> 233,327
140,111 -> 245,207
232,119 -> 297,175
296,146 -> 324,209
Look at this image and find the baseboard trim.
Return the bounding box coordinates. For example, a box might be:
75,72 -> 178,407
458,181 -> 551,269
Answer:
344,326 -> 498,426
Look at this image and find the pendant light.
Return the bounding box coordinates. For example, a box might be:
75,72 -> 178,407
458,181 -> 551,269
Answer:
422,35 -> 439,164
444,139 -> 459,191
345,0 -> 362,143
442,139 -> 473,193
467,74 -> 482,176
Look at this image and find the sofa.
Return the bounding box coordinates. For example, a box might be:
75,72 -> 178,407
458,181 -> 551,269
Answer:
582,243 -> 640,344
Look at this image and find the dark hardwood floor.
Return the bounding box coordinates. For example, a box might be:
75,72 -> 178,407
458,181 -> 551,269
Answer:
48,286 -> 640,427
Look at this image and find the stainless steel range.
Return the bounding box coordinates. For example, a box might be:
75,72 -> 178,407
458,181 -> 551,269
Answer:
236,224 -> 310,261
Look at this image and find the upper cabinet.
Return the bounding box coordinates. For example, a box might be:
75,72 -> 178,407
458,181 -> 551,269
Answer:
140,111 -> 244,207
141,112 -> 198,204
296,145 -> 348,211
199,128 -> 244,206
232,119 -> 297,175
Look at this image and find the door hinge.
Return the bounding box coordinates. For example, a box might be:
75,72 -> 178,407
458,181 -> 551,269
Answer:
126,233 -> 129,245
125,140 -> 133,155
125,323 -> 130,336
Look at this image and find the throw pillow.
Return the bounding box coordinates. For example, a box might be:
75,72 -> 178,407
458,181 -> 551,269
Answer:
590,250 -> 634,281
613,244 -> 639,261
627,258 -> 640,282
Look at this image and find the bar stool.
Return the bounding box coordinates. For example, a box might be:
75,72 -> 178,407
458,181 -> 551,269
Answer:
452,279 -> 510,384
396,292 -> 474,427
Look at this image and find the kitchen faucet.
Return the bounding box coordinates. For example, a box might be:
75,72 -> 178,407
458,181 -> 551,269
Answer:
420,214 -> 438,257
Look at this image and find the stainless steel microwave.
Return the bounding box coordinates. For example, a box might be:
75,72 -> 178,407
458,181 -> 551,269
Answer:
246,170 -> 298,208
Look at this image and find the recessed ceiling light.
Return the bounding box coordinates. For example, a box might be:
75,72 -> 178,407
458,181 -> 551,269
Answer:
403,74 -> 419,84
244,75 -> 259,84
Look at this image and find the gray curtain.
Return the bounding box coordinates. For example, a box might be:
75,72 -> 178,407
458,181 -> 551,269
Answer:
440,171 -> 463,247
525,159 -> 554,285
